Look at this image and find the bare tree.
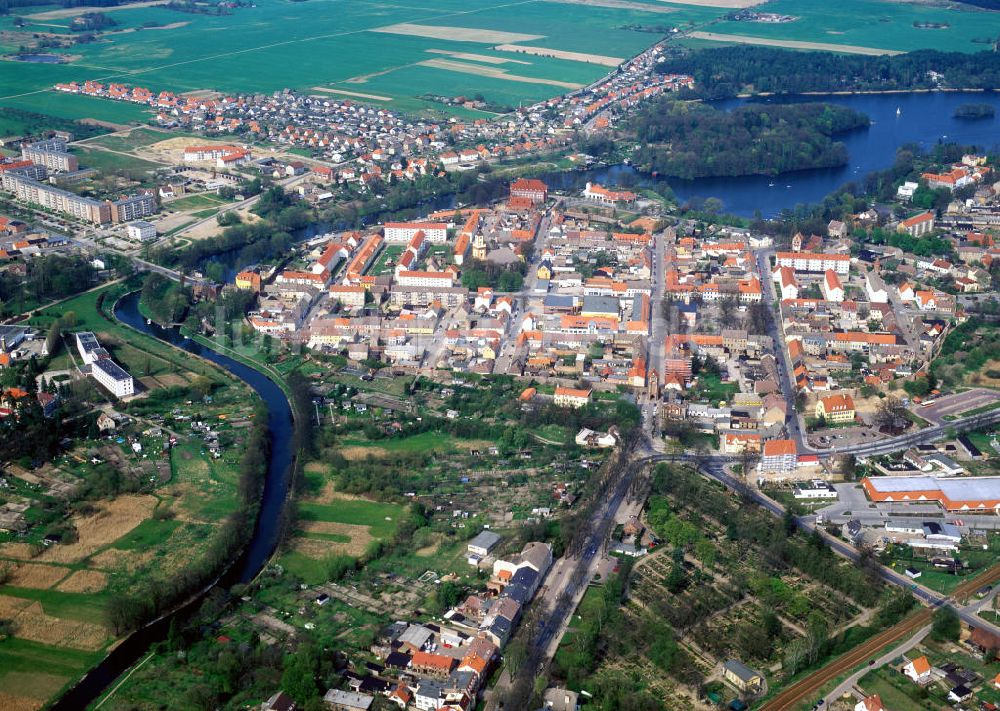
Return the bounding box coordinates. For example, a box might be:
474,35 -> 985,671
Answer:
872,395 -> 906,432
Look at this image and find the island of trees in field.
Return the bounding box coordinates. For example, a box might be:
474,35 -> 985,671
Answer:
629,100 -> 869,179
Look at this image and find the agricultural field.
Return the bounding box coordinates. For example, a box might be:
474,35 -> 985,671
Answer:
0,0 -> 728,121
685,0 -> 999,54
0,282 -> 259,710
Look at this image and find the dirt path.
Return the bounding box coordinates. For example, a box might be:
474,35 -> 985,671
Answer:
687,31 -> 904,56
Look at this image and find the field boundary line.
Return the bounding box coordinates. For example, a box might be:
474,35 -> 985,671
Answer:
93,651 -> 155,709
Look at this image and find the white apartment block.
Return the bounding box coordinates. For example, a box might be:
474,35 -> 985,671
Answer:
126,220 -> 157,241
396,270 -> 455,288
91,357 -> 135,398
775,252 -> 850,275
383,222 -> 448,243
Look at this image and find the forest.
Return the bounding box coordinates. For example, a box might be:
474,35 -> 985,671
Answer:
657,47 -> 1000,99
630,100 -> 869,179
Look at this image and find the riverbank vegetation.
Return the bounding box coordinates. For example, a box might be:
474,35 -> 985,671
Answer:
106,405 -> 269,634
0,281 -> 268,709
320,168 -> 510,229
657,47 -> 1000,99
93,368 -> 632,709
630,100 -> 869,179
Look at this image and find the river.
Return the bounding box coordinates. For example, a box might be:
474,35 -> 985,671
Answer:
540,91 -> 1000,218
52,291 -> 294,710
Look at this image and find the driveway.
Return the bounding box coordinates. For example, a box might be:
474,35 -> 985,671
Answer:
822,624 -> 931,708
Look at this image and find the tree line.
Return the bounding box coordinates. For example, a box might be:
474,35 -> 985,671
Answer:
657,47 -> 1000,100
106,404 -> 270,634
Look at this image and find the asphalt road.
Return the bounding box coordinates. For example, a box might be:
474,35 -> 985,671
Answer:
754,249 -> 805,449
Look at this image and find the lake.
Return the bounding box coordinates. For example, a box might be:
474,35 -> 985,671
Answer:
543,91 -> 1000,217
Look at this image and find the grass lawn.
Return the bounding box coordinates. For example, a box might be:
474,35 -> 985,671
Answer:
277,550 -> 329,585
165,193 -> 229,212
883,551 -> 993,595
554,584 -> 607,673
0,586 -> 112,625
73,146 -> 166,174
691,372 -> 737,404
858,667 -> 928,710
534,423 -> 570,443
339,430 -> 488,456
370,245 -> 403,275
112,517 -> 183,550
84,127 -> 170,152
298,499 -> 405,540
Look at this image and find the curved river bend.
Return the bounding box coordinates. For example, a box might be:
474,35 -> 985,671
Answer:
52,291 -> 294,710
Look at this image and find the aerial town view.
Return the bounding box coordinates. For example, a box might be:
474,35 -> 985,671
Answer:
1,0 -> 1000,709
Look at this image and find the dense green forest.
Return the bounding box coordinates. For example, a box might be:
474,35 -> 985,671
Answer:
0,0 -> 135,11
630,100 -> 869,179
657,47 -> 1000,99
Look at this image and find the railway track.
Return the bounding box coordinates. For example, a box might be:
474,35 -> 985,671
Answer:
761,609 -> 932,711
761,562 -> 1000,711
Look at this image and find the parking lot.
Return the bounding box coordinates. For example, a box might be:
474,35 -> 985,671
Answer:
916,388 -> 1000,424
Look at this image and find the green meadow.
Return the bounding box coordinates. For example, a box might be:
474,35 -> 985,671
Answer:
0,0 -> 725,121
694,0 -> 998,54
0,0 -> 993,128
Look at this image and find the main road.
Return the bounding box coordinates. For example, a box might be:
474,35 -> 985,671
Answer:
753,247 -> 1000,458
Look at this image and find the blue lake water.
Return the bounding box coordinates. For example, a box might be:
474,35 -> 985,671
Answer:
544,91 -> 1000,217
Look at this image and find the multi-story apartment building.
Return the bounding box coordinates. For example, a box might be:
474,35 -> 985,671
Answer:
21,139 -> 79,172
3,173 -> 109,224
758,439 -> 798,475
91,357 -> 135,398
384,222 -> 447,243
110,192 -> 156,223
775,252 -> 851,275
